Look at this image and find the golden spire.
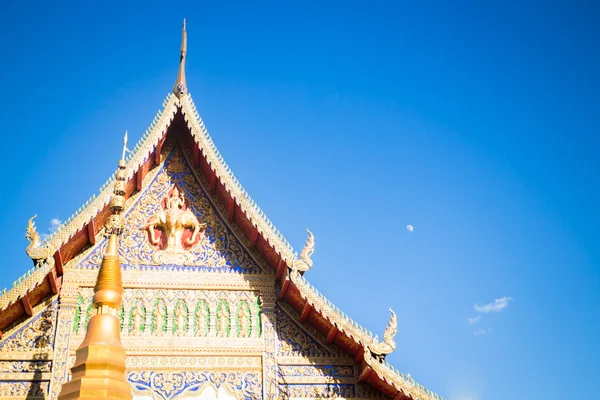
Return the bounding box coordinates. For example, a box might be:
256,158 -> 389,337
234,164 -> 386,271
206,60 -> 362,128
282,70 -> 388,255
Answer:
173,19 -> 187,98
58,132 -> 132,400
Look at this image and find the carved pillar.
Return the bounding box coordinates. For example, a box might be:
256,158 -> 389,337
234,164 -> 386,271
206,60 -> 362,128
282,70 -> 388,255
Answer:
261,289 -> 278,400
209,306 -> 216,337
77,301 -> 87,335
187,310 -> 194,337
122,306 -> 130,336
166,304 -> 174,335
49,282 -> 78,399
254,294 -> 262,338
144,307 -> 152,336
229,300 -> 236,338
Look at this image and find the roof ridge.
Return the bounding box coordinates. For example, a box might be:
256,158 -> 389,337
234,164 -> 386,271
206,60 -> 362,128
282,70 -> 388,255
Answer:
289,268 -> 444,400
43,93 -> 178,250
0,262 -> 52,311
180,94 -> 297,259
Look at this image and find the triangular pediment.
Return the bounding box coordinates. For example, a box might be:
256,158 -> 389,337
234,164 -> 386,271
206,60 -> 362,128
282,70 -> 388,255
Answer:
76,140 -> 269,274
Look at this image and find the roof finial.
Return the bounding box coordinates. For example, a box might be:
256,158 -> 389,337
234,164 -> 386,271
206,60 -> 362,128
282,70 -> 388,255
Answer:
173,18 -> 187,98
121,130 -> 130,161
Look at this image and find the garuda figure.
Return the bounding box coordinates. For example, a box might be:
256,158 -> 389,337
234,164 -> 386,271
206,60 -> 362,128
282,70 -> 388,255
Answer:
147,185 -> 204,250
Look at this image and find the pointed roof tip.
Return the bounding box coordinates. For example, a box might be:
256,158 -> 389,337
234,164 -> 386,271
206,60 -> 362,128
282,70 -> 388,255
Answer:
121,130 -> 129,161
173,19 -> 188,99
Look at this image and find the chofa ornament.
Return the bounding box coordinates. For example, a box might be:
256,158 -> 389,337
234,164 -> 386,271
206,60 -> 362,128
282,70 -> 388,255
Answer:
146,184 -> 205,251
292,229 -> 315,272
25,215 -> 56,267
368,308 -> 398,361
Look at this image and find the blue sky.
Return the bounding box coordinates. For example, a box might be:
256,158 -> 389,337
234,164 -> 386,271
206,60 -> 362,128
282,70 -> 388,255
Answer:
1,1 -> 598,399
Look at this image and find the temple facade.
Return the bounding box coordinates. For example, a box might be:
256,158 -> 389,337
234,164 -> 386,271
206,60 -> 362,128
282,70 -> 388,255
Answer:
0,22 -> 443,400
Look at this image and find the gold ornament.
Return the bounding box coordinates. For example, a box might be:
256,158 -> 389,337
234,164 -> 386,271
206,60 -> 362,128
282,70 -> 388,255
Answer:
25,215 -> 56,267
146,185 -> 205,251
368,308 -> 398,361
292,229 -> 314,272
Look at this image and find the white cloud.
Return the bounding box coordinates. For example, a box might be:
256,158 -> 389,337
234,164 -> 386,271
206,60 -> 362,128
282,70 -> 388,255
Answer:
40,218 -> 63,242
474,297 -> 513,313
406,224 -> 414,232
468,316 -> 481,324
49,218 -> 62,232
473,328 -> 493,336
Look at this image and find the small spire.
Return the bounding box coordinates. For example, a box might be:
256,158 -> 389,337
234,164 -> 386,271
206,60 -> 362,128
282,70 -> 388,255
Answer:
58,141 -> 131,400
173,19 -> 187,98
121,130 -> 130,161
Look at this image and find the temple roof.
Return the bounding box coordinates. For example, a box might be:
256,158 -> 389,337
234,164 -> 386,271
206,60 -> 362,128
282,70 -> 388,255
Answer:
0,22 -> 444,400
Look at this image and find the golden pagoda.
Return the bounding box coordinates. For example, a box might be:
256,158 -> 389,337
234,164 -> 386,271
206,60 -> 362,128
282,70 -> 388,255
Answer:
0,20 -> 444,400
57,152 -> 132,399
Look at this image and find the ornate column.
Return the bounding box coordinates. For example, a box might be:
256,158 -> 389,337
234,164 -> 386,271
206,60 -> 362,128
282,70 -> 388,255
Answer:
77,300 -> 87,336
209,306 -> 216,337
49,282 -> 78,399
122,305 -> 131,336
144,306 -> 152,335
261,290 -> 278,399
187,309 -> 194,337
166,304 -> 174,335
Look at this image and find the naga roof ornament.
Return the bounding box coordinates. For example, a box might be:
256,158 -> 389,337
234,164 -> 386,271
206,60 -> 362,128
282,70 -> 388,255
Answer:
368,308 -> 398,361
173,19 -> 187,98
292,229 -> 314,272
25,215 -> 56,267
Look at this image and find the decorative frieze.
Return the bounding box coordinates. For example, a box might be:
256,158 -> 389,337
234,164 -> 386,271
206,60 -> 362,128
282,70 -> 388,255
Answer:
72,287 -> 262,340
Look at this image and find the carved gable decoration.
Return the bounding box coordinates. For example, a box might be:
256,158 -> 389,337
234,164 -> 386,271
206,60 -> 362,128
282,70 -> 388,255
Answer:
146,183 -> 205,251
0,299 -> 57,353
276,303 -> 346,359
76,144 -> 266,273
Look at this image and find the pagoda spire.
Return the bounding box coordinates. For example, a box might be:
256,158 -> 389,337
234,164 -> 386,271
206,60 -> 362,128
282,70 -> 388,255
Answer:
173,19 -> 187,98
58,132 -> 132,400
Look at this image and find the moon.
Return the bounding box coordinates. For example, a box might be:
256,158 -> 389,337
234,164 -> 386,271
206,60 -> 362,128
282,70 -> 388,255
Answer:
406,224 -> 414,232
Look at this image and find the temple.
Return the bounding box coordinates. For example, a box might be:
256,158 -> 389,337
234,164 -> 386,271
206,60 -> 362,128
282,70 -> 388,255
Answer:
0,21 -> 443,400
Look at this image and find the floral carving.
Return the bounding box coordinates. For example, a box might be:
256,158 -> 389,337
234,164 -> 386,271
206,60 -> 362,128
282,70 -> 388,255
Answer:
276,304 -> 343,358
128,370 -> 261,400
0,301 -> 57,352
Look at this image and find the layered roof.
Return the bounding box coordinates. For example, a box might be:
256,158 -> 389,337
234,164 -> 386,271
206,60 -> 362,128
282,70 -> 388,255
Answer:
0,21 -> 444,400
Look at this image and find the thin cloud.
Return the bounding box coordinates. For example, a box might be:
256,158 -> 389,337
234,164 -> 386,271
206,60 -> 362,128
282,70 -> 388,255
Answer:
41,218 -> 63,242
49,218 -> 62,232
474,297 -> 513,313
473,328 -> 492,336
468,316 -> 481,324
